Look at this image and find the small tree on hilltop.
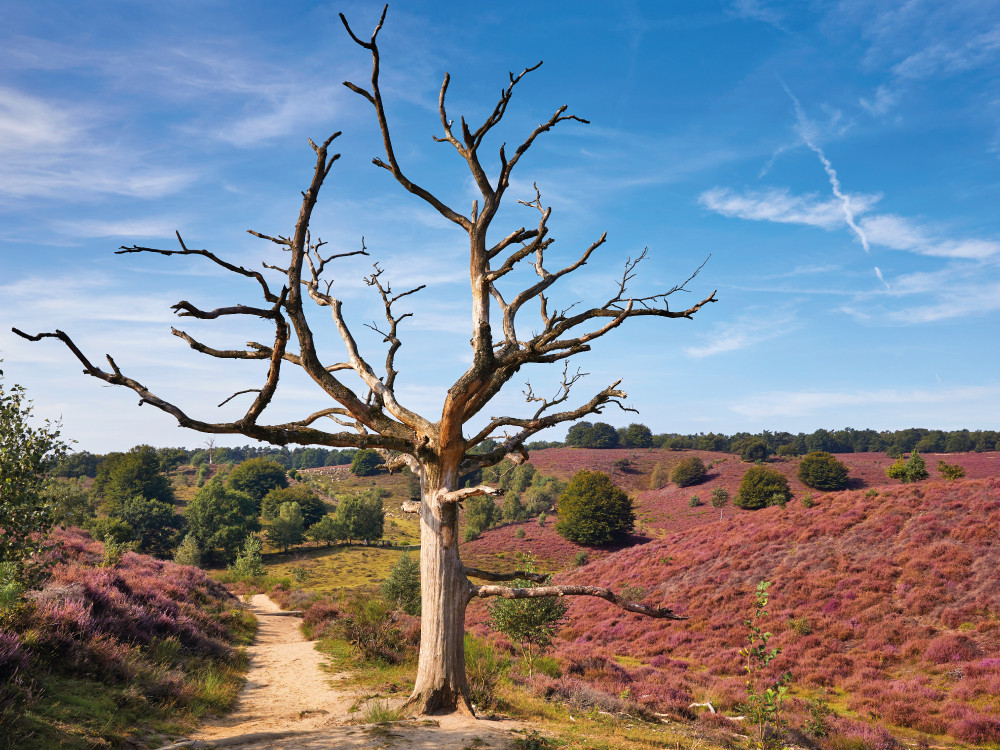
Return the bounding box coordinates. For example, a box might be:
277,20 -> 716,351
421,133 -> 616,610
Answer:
670,456 -> 707,487
735,466 -> 791,510
797,451 -> 849,491
555,470 -> 635,545
14,7 -> 708,714
92,445 -> 175,513
227,457 -> 288,507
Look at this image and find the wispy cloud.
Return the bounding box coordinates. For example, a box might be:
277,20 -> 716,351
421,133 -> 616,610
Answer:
699,186 -> 880,230
684,312 -> 798,359
0,87 -> 196,201
728,0 -> 787,31
860,214 -> 1000,260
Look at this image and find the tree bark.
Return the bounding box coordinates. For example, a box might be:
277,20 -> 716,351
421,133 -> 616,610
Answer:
404,460 -> 474,716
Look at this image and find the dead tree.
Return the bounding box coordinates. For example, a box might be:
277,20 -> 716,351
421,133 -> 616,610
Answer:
15,6 -> 715,716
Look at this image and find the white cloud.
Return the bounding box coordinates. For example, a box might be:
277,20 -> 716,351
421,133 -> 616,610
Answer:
53,218 -> 182,239
860,214 -> 1000,259
699,187 -> 880,230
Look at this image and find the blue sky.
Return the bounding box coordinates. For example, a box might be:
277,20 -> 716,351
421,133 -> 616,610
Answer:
2,0 -> 998,453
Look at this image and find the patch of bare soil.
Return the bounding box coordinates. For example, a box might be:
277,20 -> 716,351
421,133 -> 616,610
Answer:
163,594 -> 521,750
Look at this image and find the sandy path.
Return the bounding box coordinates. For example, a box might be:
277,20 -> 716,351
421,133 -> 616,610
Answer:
172,594 -> 521,750
193,594 -> 352,739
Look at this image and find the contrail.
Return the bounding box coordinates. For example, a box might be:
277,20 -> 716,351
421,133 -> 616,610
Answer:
781,82 -> 889,290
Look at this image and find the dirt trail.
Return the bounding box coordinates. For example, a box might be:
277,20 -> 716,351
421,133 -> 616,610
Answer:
166,594 -> 521,749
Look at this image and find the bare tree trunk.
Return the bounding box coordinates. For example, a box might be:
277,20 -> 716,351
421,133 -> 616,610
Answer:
405,461 -> 474,715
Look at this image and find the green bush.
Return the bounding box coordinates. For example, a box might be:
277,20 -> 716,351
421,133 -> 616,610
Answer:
261,485 -> 326,527
937,460 -> 966,480
801,493 -> 815,509
886,451 -> 930,483
228,535 -> 265,579
381,552 -> 420,615
688,495 -> 702,507
797,451 -> 849,491
735,466 -> 791,510
340,595 -> 407,664
350,448 -> 383,477
738,438 -> 772,463
555,471 -> 635,545
670,456 -> 707,487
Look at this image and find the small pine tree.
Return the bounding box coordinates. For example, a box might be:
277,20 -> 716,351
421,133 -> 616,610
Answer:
710,488 -> 730,519
885,456 -> 908,481
173,532 -> 202,567
228,535 -> 265,579
797,451 -> 849,491
381,551 -> 421,615
904,450 -> 929,482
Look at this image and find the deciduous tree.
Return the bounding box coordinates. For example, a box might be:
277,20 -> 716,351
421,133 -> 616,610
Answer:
14,7 -> 711,715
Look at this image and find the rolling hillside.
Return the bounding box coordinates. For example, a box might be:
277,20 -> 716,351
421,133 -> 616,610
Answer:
464,451 -> 1000,747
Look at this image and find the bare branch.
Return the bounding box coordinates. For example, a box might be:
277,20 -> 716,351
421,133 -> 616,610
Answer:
218,389 -> 260,407
119,231 -> 278,303
438,485 -> 500,506
470,583 -> 685,620
341,8 -> 470,230
463,567 -> 548,584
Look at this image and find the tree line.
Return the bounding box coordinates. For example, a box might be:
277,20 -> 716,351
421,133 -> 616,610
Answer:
564,422 -> 999,455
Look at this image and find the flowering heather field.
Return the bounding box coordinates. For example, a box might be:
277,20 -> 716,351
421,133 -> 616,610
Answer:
0,527 -> 254,749
469,474 -> 1000,747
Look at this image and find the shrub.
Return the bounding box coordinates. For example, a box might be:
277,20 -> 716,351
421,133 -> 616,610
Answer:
649,462 -> 669,490
738,438 -> 772,463
775,443 -> 800,457
801,493 -> 815,509
173,533 -> 202,567
671,457 -> 707,488
350,448 -> 383,477
226,458 -> 288,505
735,466 -> 791,510
228,536 -> 265,580
688,495 -> 702,507
515,527 -> 526,539
573,551 -> 589,567
937,460 -> 966,481
381,552 -> 420,616
555,471 -> 635,545
465,633 -> 509,711
903,450 -> 929,482
797,451 -> 849,491
340,596 -> 407,664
